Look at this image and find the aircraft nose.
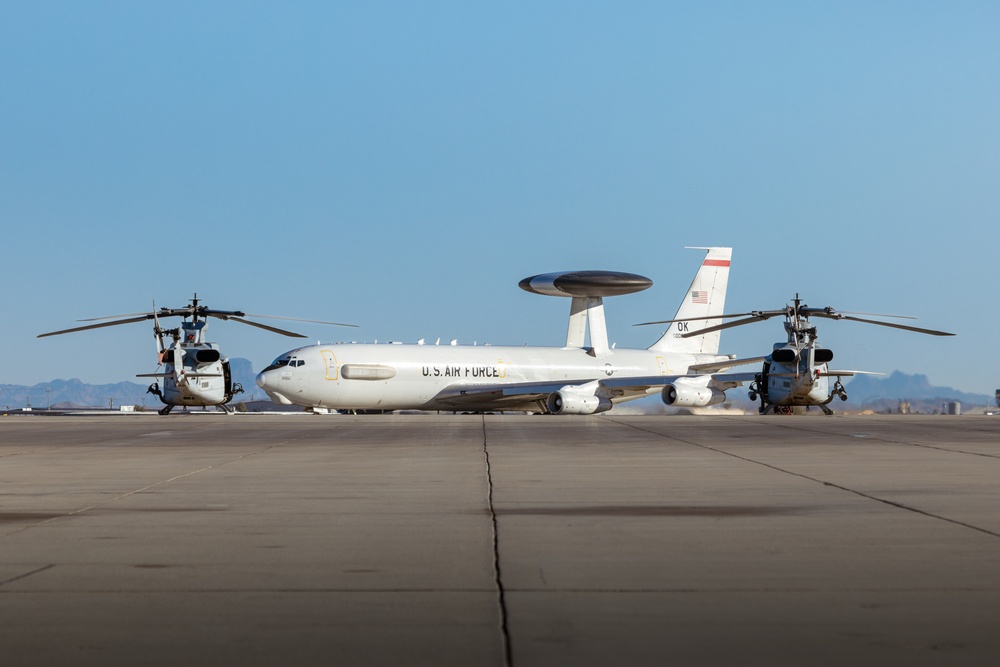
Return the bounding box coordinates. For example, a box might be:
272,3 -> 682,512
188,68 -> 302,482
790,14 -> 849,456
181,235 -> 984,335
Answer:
256,370 -> 293,405
257,369 -> 279,392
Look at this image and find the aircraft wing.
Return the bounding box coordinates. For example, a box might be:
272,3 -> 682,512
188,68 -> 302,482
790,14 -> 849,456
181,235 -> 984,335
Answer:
594,353 -> 763,395
431,379 -> 596,410
432,369 -> 761,411
602,371 -> 758,390
687,356 -> 766,373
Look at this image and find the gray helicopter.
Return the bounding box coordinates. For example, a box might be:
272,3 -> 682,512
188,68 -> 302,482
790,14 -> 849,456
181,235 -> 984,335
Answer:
38,295 -> 354,414
640,295 -> 954,415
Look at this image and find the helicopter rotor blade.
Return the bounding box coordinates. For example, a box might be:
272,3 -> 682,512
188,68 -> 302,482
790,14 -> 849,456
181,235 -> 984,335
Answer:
634,310 -> 784,327
202,309 -> 247,318
800,307 -> 918,320
679,314 -> 777,338
224,317 -> 309,338
37,315 -> 156,338
810,313 -> 955,336
76,311 -> 156,322
152,304 -> 167,360
242,313 -> 359,328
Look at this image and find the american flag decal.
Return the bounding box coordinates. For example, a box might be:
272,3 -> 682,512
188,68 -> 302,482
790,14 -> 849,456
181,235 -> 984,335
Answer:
691,290 -> 708,304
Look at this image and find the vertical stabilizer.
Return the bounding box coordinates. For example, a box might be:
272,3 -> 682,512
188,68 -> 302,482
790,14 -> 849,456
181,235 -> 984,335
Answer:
647,247 -> 731,354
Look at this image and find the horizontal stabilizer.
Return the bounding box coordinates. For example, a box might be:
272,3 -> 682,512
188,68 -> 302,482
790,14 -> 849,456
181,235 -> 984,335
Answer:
818,370 -> 883,377
137,372 -> 223,378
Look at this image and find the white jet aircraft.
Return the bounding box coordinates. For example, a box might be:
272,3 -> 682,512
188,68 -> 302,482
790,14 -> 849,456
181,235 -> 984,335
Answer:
256,247 -> 759,414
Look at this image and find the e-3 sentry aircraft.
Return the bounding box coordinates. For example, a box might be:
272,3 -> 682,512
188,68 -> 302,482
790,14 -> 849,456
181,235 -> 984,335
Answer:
256,247 -> 761,414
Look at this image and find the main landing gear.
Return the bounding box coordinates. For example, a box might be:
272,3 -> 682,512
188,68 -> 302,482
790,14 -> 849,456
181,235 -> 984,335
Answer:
147,382 -> 173,414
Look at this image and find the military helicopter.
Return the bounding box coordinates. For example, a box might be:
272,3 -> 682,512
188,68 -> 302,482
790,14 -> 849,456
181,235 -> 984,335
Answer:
639,295 -> 954,415
38,295 -> 354,414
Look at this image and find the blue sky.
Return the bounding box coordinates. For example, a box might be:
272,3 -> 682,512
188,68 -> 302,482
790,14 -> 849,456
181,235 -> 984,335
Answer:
2,2 -> 996,395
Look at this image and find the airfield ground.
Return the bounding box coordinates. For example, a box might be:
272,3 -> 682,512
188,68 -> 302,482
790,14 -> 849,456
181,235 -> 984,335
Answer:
1,413 -> 999,666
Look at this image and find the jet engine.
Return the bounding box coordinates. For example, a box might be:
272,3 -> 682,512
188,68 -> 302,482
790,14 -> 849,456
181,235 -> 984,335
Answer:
662,381 -> 726,408
546,387 -> 613,415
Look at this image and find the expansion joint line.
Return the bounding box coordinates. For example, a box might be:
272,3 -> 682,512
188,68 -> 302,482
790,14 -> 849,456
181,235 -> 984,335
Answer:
481,416 -> 512,667
727,416 -> 1000,460
610,418 -> 1000,541
0,564 -> 54,587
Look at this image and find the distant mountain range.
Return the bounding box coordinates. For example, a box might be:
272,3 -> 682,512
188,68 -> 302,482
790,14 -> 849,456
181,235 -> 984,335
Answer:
845,371 -> 990,404
1,364 -> 993,414
0,358 -> 264,411
715,371 -> 994,415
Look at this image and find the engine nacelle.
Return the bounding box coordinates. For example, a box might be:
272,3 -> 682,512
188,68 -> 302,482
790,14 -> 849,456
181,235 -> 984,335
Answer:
195,349 -> 221,363
662,382 -> 727,408
546,388 -> 613,415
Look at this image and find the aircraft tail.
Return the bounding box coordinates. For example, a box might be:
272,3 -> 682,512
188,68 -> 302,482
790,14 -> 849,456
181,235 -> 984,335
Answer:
647,247 -> 731,354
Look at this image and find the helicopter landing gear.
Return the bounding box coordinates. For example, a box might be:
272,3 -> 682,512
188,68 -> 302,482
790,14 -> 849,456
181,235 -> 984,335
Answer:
749,376 -> 770,414
819,404 -> 835,415
148,382 -> 172,414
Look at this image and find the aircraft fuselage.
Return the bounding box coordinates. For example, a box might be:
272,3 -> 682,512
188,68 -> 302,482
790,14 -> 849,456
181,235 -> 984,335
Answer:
256,343 -> 717,412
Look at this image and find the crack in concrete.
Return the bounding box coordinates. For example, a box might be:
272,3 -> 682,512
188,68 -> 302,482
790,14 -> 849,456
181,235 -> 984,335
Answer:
481,416 -> 512,667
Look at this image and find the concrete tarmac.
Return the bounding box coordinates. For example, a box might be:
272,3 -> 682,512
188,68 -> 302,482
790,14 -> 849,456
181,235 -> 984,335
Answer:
2,413 -> 999,666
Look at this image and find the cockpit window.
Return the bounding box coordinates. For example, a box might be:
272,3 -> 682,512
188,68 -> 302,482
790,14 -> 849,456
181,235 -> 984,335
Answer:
262,356 -> 308,372
262,357 -> 291,373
